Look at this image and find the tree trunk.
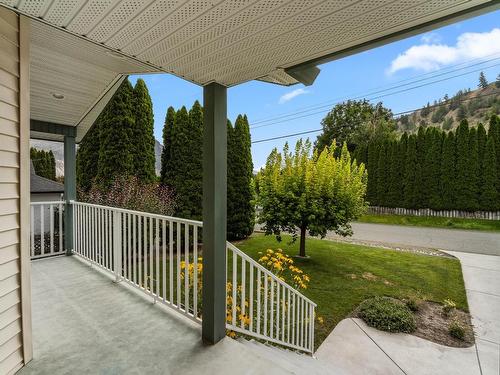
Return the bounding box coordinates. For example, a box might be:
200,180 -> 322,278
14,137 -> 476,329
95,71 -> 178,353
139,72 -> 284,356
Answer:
299,225 -> 307,257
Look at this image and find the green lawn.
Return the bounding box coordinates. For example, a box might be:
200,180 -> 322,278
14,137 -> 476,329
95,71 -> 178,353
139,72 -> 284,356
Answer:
234,233 -> 468,348
358,214 -> 500,232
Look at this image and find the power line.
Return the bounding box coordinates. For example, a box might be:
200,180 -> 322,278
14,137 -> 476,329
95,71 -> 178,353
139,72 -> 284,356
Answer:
251,90 -> 499,144
250,62 -> 500,130
251,54 -> 500,125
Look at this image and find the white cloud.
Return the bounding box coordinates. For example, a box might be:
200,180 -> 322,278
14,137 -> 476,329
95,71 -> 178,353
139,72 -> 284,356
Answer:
420,32 -> 441,44
279,88 -> 309,104
388,28 -> 500,74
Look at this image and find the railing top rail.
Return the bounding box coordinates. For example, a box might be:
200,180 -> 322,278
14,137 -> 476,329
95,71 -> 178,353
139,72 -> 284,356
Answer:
70,200 -> 203,227
30,201 -> 64,205
227,242 -> 317,307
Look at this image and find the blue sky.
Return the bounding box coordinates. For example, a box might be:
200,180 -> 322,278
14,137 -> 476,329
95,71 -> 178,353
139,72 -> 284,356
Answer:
130,10 -> 500,170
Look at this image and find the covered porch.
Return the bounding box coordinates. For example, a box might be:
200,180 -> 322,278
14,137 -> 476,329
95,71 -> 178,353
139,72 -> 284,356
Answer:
22,255 -> 282,375
1,0 -> 499,373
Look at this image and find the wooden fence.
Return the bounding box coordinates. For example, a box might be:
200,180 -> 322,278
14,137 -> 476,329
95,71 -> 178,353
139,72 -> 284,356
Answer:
367,206 -> 500,220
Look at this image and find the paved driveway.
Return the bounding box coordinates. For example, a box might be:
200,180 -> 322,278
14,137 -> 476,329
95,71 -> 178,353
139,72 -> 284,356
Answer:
328,222 -> 500,256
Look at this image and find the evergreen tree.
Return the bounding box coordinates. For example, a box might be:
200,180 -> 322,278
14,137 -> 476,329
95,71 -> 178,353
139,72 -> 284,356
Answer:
376,142 -> 388,205
440,132 -> 456,210
426,128 -> 443,209
31,148 -> 56,181
488,115 -> 500,195
48,151 -> 56,180
160,106 -> 175,184
496,74 -> 500,89
455,120 -> 470,210
396,133 -> 408,207
467,127 -> 479,211
132,78 -> 156,183
479,137 -> 499,210
169,103 -> 203,220
366,141 -> 379,204
96,79 -> 135,188
478,71 -> 488,89
227,115 -> 255,240
76,119 -> 102,191
386,141 -> 399,207
477,123 -> 487,173
414,127 -> 427,208
403,135 -> 418,208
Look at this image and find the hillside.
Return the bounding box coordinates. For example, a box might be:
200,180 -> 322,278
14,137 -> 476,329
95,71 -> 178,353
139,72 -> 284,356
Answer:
397,82 -> 500,132
30,139 -> 163,177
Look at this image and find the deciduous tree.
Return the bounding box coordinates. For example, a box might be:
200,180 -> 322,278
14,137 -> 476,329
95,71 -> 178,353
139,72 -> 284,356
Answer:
257,140 -> 367,257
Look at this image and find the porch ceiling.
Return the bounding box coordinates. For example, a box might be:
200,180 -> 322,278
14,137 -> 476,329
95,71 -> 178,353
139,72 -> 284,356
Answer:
0,0 -> 498,142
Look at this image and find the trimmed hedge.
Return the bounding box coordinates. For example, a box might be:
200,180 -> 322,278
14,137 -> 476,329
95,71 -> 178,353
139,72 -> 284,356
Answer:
358,297 -> 416,333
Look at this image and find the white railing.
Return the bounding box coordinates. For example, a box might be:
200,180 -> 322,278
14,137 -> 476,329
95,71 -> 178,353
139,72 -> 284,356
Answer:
54,201 -> 315,353
72,201 -> 203,323
226,243 -> 316,353
30,201 -> 64,259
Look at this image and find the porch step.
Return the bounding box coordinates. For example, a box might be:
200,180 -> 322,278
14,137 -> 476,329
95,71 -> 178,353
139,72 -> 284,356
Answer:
236,338 -> 337,374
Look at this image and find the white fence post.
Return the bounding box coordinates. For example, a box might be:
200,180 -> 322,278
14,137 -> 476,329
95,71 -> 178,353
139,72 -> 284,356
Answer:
113,210 -> 122,282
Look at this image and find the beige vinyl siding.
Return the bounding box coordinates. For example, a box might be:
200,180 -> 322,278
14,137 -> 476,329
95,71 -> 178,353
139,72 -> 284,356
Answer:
0,6 -> 27,374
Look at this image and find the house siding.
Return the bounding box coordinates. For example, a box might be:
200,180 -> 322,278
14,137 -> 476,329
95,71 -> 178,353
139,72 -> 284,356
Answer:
0,7 -> 30,374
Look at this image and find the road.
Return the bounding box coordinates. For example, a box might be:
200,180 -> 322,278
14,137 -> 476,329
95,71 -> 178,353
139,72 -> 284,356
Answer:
327,222 -> 500,256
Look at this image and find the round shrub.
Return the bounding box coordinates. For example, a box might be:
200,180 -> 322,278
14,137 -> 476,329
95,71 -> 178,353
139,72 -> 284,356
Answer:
449,319 -> 466,340
358,297 -> 416,333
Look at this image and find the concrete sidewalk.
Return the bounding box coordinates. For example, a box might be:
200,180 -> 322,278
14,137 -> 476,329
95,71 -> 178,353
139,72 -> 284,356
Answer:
316,251 -> 499,375
446,251 -> 500,375
316,318 -> 481,375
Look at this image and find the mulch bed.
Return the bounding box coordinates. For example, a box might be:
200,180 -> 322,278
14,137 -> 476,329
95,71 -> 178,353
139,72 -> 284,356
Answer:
353,300 -> 474,348
412,301 -> 474,347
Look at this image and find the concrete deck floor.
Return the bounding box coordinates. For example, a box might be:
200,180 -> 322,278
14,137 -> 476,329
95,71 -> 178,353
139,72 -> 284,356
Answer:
21,256 -> 294,375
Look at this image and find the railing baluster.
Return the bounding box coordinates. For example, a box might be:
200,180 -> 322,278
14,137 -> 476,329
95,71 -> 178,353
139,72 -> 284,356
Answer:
301,298 -> 305,349
127,213 -> 131,279
155,217 -> 159,299
149,217 -> 153,293
193,225 -> 198,318
144,216 -> 148,290
281,284 -> 285,342
49,205 -> 54,254
176,221 -> 181,309
30,205 -> 34,258
169,221 -> 173,304
249,263 -> 253,332
40,205 -> 44,255
232,250 -> 237,327
263,272 -> 268,336
256,268 -> 261,335
270,279 -> 274,338
184,223 -> 189,314
240,258 -> 246,329
59,202 -> 63,254
133,215 -> 137,285
287,288 -> 291,343
162,219 -> 167,303
138,216 -> 142,287
276,282 -> 280,339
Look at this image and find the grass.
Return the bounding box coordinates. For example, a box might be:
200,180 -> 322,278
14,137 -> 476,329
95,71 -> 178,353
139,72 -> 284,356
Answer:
358,214 -> 500,232
234,233 -> 468,348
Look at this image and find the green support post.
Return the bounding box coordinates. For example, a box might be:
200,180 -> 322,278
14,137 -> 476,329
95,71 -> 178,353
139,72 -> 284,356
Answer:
64,135 -> 76,255
202,82 -> 227,344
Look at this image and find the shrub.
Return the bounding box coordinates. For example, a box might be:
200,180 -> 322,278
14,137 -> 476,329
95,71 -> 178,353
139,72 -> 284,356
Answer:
78,176 -> 176,216
442,298 -> 457,316
449,319 -> 466,340
358,297 -> 416,333
404,295 -> 422,312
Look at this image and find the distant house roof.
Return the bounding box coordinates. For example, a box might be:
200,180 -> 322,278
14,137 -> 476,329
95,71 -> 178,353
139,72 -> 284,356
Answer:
30,161 -> 64,194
